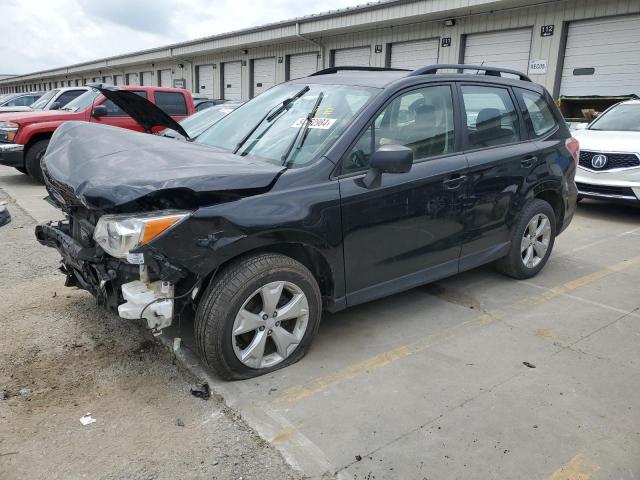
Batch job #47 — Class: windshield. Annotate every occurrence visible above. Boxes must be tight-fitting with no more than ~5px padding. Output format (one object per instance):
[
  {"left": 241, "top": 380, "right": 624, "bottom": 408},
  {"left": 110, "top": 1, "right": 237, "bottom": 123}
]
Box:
[
  {"left": 62, "top": 89, "right": 101, "bottom": 112},
  {"left": 196, "top": 83, "right": 377, "bottom": 168},
  {"left": 589, "top": 103, "right": 640, "bottom": 132},
  {"left": 29, "top": 89, "right": 59, "bottom": 110}
]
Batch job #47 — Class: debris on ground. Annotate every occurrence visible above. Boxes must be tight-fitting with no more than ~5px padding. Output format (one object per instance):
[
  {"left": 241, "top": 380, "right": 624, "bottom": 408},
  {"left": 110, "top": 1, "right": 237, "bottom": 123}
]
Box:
[
  {"left": 0, "top": 389, "right": 8, "bottom": 400},
  {"left": 80, "top": 413, "right": 97, "bottom": 426},
  {"left": 523, "top": 361, "right": 536, "bottom": 369},
  {"left": 173, "top": 337, "right": 181, "bottom": 352},
  {"left": 19, "top": 387, "right": 31, "bottom": 396},
  {"left": 190, "top": 383, "right": 211, "bottom": 400},
  {"left": 355, "top": 455, "right": 362, "bottom": 462},
  {"left": 176, "top": 419, "right": 185, "bottom": 427},
  {"left": 0, "top": 201, "right": 11, "bottom": 227}
]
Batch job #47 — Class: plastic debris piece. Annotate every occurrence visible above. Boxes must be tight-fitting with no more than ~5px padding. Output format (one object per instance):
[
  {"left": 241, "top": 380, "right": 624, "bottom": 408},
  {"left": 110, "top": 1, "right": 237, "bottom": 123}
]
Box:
[
  {"left": 173, "top": 337, "right": 181, "bottom": 353},
  {"left": 190, "top": 383, "right": 211, "bottom": 400},
  {"left": 523, "top": 361, "right": 536, "bottom": 369},
  {"left": 19, "top": 388, "right": 31, "bottom": 396},
  {"left": 176, "top": 418, "right": 185, "bottom": 427},
  {"left": 80, "top": 413, "right": 97, "bottom": 426}
]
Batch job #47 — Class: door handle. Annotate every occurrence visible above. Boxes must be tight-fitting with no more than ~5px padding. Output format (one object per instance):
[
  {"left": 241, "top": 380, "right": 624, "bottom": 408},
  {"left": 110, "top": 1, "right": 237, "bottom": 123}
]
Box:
[
  {"left": 521, "top": 156, "right": 538, "bottom": 168},
  {"left": 443, "top": 175, "right": 467, "bottom": 190}
]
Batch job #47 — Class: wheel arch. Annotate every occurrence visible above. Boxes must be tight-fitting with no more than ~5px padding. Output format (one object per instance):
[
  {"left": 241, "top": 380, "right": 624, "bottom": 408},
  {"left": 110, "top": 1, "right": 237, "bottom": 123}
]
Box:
[
  {"left": 533, "top": 187, "right": 564, "bottom": 232},
  {"left": 198, "top": 241, "right": 337, "bottom": 309}
]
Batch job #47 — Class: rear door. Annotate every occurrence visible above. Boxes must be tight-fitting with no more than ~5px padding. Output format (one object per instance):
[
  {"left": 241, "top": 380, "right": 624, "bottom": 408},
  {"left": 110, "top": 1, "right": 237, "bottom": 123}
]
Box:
[
  {"left": 153, "top": 91, "right": 190, "bottom": 122},
  {"left": 458, "top": 83, "right": 539, "bottom": 270},
  {"left": 339, "top": 83, "right": 467, "bottom": 305}
]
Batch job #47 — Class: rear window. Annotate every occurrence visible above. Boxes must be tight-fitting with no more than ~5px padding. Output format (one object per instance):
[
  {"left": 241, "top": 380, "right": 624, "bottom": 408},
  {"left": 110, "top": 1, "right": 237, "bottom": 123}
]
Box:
[
  {"left": 155, "top": 91, "right": 188, "bottom": 115},
  {"left": 516, "top": 88, "right": 557, "bottom": 137}
]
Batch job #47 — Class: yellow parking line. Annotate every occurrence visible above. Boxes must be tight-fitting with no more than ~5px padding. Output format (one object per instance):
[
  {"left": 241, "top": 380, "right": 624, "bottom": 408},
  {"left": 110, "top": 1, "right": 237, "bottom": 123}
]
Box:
[
  {"left": 274, "top": 255, "right": 640, "bottom": 404},
  {"left": 548, "top": 453, "right": 599, "bottom": 480}
]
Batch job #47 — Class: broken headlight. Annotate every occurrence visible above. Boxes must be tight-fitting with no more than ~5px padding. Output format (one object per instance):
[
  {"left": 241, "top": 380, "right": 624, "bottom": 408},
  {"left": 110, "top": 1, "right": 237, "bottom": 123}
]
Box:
[
  {"left": 0, "top": 122, "right": 19, "bottom": 142},
  {"left": 93, "top": 210, "right": 189, "bottom": 259}
]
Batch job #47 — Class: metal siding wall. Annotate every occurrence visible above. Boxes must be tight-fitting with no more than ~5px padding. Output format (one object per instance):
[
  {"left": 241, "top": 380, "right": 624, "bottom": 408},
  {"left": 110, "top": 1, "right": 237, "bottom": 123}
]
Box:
[{"left": 3, "top": 0, "right": 640, "bottom": 95}]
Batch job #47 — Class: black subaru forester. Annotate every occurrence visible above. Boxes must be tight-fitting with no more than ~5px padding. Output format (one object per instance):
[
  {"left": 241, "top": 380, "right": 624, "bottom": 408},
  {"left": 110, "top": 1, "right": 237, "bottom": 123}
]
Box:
[{"left": 36, "top": 64, "right": 579, "bottom": 380}]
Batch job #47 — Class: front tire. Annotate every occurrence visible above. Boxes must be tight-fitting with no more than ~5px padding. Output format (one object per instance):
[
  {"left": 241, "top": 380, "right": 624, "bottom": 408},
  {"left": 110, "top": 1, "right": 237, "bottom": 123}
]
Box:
[
  {"left": 495, "top": 199, "right": 556, "bottom": 279},
  {"left": 25, "top": 139, "right": 49, "bottom": 184},
  {"left": 195, "top": 253, "right": 322, "bottom": 380}
]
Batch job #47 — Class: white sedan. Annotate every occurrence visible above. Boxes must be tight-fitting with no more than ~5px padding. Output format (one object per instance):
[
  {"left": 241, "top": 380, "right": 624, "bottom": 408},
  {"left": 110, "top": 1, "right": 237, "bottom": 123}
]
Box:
[{"left": 572, "top": 99, "right": 640, "bottom": 205}]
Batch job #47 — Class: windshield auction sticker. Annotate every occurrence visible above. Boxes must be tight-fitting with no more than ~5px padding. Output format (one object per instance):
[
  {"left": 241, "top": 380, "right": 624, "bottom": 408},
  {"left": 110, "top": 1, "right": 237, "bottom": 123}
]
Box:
[{"left": 291, "top": 117, "right": 336, "bottom": 129}]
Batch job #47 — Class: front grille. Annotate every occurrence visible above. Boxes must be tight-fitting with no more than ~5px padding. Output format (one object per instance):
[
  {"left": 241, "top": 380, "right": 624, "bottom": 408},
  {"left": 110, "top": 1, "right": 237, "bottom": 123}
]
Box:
[
  {"left": 576, "top": 182, "right": 637, "bottom": 199},
  {"left": 579, "top": 150, "right": 640, "bottom": 171}
]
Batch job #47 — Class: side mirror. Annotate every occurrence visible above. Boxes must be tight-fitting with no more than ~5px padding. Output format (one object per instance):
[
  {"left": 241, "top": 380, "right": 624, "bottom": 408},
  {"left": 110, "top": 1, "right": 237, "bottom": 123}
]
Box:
[
  {"left": 91, "top": 105, "right": 108, "bottom": 118},
  {"left": 362, "top": 145, "right": 414, "bottom": 189},
  {"left": 50, "top": 101, "right": 62, "bottom": 110}
]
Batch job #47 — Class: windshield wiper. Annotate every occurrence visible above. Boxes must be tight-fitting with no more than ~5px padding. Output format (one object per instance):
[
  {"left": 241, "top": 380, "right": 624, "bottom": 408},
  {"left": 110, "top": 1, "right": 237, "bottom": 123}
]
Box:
[
  {"left": 281, "top": 92, "right": 324, "bottom": 166},
  {"left": 233, "top": 86, "right": 309, "bottom": 154}
]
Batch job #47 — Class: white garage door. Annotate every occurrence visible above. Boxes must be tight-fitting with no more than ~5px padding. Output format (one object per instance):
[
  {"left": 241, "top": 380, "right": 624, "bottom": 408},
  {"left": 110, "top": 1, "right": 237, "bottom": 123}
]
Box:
[
  {"left": 159, "top": 69, "right": 172, "bottom": 87},
  {"left": 333, "top": 46, "right": 371, "bottom": 67},
  {"left": 289, "top": 53, "right": 318, "bottom": 80},
  {"left": 390, "top": 38, "right": 440, "bottom": 70},
  {"left": 127, "top": 73, "right": 140, "bottom": 86},
  {"left": 560, "top": 15, "right": 640, "bottom": 96},
  {"left": 141, "top": 71, "right": 153, "bottom": 86},
  {"left": 114, "top": 75, "right": 123, "bottom": 86},
  {"left": 223, "top": 61, "right": 242, "bottom": 100},
  {"left": 464, "top": 29, "right": 532, "bottom": 75},
  {"left": 252, "top": 57, "right": 276, "bottom": 97},
  {"left": 197, "top": 65, "right": 215, "bottom": 96}
]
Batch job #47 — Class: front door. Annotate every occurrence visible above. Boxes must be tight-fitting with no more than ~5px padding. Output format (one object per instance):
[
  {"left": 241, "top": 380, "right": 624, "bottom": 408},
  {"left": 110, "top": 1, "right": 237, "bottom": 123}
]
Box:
[
  {"left": 457, "top": 83, "right": 539, "bottom": 270},
  {"left": 338, "top": 84, "right": 468, "bottom": 306}
]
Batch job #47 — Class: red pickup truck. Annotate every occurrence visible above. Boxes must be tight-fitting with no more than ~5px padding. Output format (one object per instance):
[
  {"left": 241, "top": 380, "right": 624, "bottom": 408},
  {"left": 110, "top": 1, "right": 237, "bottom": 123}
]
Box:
[{"left": 0, "top": 86, "right": 194, "bottom": 182}]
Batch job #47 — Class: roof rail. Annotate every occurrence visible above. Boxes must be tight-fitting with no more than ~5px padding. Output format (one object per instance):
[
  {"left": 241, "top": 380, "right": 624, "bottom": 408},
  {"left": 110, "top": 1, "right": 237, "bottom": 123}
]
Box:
[
  {"left": 310, "top": 66, "right": 410, "bottom": 76},
  {"left": 408, "top": 64, "right": 532, "bottom": 82}
]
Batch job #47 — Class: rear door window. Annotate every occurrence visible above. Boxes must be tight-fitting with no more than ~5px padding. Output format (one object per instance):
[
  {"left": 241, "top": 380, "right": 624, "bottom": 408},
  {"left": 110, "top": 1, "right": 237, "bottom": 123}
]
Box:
[
  {"left": 461, "top": 85, "right": 520, "bottom": 149},
  {"left": 515, "top": 88, "right": 557, "bottom": 137},
  {"left": 154, "top": 92, "right": 188, "bottom": 115},
  {"left": 103, "top": 91, "right": 148, "bottom": 116}
]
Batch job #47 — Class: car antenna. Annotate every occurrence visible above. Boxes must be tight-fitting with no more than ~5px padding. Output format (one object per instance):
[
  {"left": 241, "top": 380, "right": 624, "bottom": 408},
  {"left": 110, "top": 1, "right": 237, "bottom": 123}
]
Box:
[{"left": 475, "top": 61, "right": 485, "bottom": 75}]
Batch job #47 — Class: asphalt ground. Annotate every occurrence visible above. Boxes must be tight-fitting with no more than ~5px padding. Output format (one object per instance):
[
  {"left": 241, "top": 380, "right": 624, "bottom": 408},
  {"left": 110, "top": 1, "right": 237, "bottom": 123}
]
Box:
[{"left": 1, "top": 165, "right": 639, "bottom": 480}]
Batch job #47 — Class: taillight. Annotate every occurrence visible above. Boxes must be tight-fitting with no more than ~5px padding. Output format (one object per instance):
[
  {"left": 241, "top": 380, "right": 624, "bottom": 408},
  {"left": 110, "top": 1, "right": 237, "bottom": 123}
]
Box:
[{"left": 565, "top": 137, "right": 580, "bottom": 165}]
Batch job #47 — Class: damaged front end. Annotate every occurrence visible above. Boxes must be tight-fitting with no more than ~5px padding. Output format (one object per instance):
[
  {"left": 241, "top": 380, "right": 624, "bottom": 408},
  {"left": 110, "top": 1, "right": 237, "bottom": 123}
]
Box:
[{"left": 35, "top": 211, "right": 190, "bottom": 333}]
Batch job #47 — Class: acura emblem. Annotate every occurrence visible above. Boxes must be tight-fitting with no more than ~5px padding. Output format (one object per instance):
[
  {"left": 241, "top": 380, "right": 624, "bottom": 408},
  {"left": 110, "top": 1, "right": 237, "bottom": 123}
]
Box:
[{"left": 591, "top": 154, "right": 608, "bottom": 169}]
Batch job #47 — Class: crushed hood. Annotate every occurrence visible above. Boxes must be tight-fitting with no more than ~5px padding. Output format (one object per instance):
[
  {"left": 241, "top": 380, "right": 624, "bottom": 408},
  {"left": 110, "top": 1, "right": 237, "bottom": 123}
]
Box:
[
  {"left": 43, "top": 122, "right": 285, "bottom": 211},
  {"left": 95, "top": 85, "right": 190, "bottom": 139}
]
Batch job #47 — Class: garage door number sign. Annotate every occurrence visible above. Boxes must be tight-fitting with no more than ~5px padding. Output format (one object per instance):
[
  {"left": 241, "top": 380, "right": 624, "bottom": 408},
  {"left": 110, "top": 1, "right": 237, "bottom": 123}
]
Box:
[{"left": 528, "top": 59, "right": 547, "bottom": 75}]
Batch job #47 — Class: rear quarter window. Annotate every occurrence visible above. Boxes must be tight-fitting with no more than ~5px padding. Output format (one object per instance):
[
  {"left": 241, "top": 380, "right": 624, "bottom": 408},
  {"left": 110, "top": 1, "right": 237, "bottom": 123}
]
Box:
[
  {"left": 515, "top": 88, "right": 557, "bottom": 137},
  {"left": 155, "top": 91, "right": 188, "bottom": 115}
]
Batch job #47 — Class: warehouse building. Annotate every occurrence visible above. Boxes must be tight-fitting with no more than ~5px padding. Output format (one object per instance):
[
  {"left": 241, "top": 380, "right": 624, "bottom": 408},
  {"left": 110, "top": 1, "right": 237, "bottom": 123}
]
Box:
[{"left": 1, "top": 0, "right": 639, "bottom": 108}]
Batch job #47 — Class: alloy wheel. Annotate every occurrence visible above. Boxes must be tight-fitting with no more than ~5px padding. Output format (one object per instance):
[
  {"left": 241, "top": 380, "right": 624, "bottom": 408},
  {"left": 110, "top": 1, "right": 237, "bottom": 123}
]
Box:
[
  {"left": 232, "top": 281, "right": 309, "bottom": 369},
  {"left": 521, "top": 213, "right": 551, "bottom": 269}
]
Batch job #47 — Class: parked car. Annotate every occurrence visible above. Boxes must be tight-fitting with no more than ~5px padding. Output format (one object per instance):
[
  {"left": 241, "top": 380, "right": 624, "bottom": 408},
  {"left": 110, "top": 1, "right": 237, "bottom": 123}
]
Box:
[
  {"left": 4, "top": 87, "right": 91, "bottom": 113},
  {"left": 192, "top": 96, "right": 228, "bottom": 111},
  {"left": 572, "top": 99, "right": 640, "bottom": 205},
  {"left": 0, "top": 86, "right": 194, "bottom": 181},
  {"left": 0, "top": 92, "right": 44, "bottom": 111},
  {"left": 160, "top": 101, "right": 243, "bottom": 139},
  {"left": 36, "top": 64, "right": 578, "bottom": 380}
]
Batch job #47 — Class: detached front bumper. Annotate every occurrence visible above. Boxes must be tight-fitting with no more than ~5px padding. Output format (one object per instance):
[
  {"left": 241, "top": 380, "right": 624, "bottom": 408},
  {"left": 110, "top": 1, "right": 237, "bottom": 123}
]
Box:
[
  {"left": 0, "top": 143, "right": 24, "bottom": 168},
  {"left": 35, "top": 221, "right": 183, "bottom": 332},
  {"left": 575, "top": 167, "right": 640, "bottom": 204}
]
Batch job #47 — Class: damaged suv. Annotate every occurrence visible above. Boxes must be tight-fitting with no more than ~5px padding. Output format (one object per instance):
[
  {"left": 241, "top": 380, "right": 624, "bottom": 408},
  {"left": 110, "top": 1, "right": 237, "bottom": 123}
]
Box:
[{"left": 36, "top": 65, "right": 578, "bottom": 380}]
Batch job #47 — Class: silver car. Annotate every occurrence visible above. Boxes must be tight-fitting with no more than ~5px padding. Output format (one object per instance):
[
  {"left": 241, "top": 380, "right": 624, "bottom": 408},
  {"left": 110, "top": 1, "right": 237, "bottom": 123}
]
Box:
[{"left": 573, "top": 99, "right": 640, "bottom": 205}]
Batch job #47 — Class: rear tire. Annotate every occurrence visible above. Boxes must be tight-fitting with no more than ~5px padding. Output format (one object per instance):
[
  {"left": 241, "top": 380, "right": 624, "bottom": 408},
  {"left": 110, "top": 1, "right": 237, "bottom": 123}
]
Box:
[
  {"left": 25, "top": 139, "right": 49, "bottom": 184},
  {"left": 194, "top": 253, "right": 322, "bottom": 380},
  {"left": 495, "top": 199, "right": 556, "bottom": 279}
]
